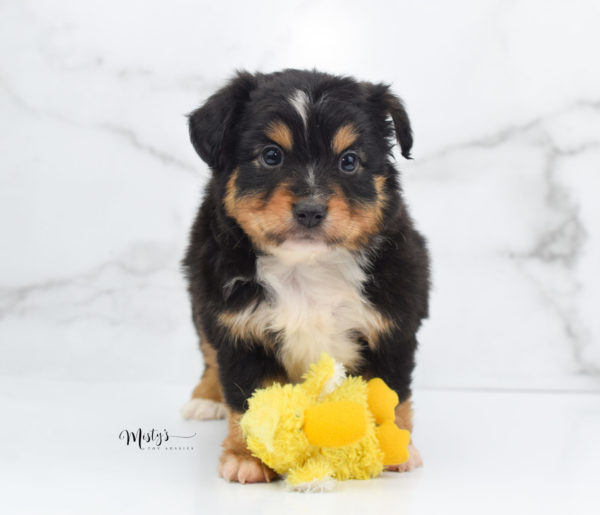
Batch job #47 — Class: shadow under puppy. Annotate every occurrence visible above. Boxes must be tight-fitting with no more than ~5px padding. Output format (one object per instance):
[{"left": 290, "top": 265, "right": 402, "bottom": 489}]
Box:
[{"left": 181, "top": 69, "right": 430, "bottom": 483}]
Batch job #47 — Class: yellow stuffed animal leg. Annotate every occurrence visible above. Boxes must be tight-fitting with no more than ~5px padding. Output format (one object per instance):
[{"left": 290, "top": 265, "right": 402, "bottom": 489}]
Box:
[
  {"left": 287, "top": 456, "right": 335, "bottom": 492},
  {"left": 367, "top": 378, "right": 399, "bottom": 424},
  {"left": 376, "top": 421, "right": 411, "bottom": 466}
]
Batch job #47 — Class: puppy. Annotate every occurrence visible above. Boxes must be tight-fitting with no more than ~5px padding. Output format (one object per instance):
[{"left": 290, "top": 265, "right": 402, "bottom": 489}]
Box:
[{"left": 181, "top": 69, "right": 430, "bottom": 483}]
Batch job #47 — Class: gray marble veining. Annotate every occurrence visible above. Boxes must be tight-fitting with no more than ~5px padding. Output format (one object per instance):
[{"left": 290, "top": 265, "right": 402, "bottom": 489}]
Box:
[{"left": 1, "top": 0, "right": 599, "bottom": 390}]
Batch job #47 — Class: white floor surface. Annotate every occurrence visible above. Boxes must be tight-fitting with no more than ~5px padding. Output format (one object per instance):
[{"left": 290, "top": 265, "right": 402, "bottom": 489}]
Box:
[{"left": 1, "top": 379, "right": 598, "bottom": 515}]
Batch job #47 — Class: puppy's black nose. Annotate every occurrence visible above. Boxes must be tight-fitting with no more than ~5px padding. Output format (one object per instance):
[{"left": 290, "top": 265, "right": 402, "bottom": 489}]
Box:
[{"left": 293, "top": 200, "right": 327, "bottom": 228}]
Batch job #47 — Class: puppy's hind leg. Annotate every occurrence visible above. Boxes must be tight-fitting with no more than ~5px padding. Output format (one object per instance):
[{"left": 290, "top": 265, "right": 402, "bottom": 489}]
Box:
[{"left": 181, "top": 339, "right": 227, "bottom": 420}]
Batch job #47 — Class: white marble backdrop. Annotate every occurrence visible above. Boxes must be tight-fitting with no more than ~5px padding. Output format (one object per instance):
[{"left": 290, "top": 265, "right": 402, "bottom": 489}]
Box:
[{"left": 1, "top": 0, "right": 599, "bottom": 392}]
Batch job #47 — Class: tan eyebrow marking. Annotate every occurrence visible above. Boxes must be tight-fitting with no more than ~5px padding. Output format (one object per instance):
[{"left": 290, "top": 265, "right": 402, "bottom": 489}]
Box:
[
  {"left": 266, "top": 120, "right": 293, "bottom": 151},
  {"left": 332, "top": 123, "right": 359, "bottom": 154}
]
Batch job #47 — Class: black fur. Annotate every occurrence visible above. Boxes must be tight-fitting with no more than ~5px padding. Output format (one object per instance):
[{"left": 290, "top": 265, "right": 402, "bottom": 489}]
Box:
[{"left": 183, "top": 69, "right": 430, "bottom": 412}]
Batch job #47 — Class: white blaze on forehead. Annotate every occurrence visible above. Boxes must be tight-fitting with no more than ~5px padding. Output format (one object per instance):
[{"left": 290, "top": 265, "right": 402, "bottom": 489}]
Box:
[
  {"left": 289, "top": 89, "right": 309, "bottom": 128},
  {"left": 306, "top": 164, "right": 316, "bottom": 188}
]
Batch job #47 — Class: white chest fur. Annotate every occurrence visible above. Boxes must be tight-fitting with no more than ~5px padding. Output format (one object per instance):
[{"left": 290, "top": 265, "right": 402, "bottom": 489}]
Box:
[{"left": 255, "top": 243, "right": 383, "bottom": 382}]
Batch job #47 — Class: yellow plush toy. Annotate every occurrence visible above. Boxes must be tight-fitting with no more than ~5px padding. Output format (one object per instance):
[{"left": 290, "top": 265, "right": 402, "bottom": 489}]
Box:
[{"left": 240, "top": 353, "right": 411, "bottom": 492}]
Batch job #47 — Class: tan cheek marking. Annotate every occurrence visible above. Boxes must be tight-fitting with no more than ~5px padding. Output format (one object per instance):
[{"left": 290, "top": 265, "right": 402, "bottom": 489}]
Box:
[
  {"left": 332, "top": 123, "right": 359, "bottom": 154},
  {"left": 266, "top": 121, "right": 293, "bottom": 151},
  {"left": 373, "top": 175, "right": 386, "bottom": 196},
  {"left": 224, "top": 169, "right": 242, "bottom": 219},
  {"left": 325, "top": 176, "right": 387, "bottom": 249},
  {"left": 225, "top": 170, "right": 296, "bottom": 247}
]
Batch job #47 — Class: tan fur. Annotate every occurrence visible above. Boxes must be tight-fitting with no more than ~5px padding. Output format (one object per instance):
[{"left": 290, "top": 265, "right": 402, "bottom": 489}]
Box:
[
  {"left": 191, "top": 340, "right": 223, "bottom": 403},
  {"left": 394, "top": 397, "right": 414, "bottom": 432},
  {"left": 266, "top": 120, "right": 293, "bottom": 151},
  {"left": 221, "top": 375, "right": 286, "bottom": 453},
  {"left": 219, "top": 412, "right": 278, "bottom": 483},
  {"left": 332, "top": 123, "right": 359, "bottom": 154},
  {"left": 384, "top": 398, "right": 423, "bottom": 472},
  {"left": 221, "top": 411, "right": 248, "bottom": 457},
  {"left": 225, "top": 170, "right": 387, "bottom": 252},
  {"left": 324, "top": 176, "right": 387, "bottom": 250},
  {"left": 363, "top": 314, "right": 395, "bottom": 350},
  {"left": 218, "top": 304, "right": 273, "bottom": 344},
  {"left": 225, "top": 170, "right": 295, "bottom": 248}
]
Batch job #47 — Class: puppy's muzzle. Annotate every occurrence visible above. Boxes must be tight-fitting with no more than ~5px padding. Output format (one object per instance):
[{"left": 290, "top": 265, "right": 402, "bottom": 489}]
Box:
[{"left": 292, "top": 200, "right": 327, "bottom": 229}]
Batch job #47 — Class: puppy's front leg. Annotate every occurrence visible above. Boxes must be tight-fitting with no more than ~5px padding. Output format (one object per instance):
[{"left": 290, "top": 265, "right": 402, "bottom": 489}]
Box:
[
  {"left": 219, "top": 410, "right": 278, "bottom": 483},
  {"left": 216, "top": 343, "right": 286, "bottom": 483}
]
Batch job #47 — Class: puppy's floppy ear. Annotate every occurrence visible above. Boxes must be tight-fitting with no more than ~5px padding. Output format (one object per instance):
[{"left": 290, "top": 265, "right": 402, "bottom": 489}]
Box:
[
  {"left": 363, "top": 83, "right": 413, "bottom": 159},
  {"left": 188, "top": 71, "right": 257, "bottom": 170}
]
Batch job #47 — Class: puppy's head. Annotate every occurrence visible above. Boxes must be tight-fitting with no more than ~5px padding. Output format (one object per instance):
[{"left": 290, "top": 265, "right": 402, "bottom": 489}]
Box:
[{"left": 188, "top": 69, "right": 412, "bottom": 252}]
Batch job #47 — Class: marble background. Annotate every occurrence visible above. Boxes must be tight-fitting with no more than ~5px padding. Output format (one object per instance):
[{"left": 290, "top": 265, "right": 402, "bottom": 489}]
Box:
[{"left": 1, "top": 0, "right": 599, "bottom": 392}]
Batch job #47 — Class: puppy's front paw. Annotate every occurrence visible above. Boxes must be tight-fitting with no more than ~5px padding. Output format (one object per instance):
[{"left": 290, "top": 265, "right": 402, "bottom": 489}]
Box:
[
  {"left": 384, "top": 443, "right": 423, "bottom": 472},
  {"left": 180, "top": 398, "right": 227, "bottom": 420},
  {"left": 218, "top": 450, "right": 277, "bottom": 484}
]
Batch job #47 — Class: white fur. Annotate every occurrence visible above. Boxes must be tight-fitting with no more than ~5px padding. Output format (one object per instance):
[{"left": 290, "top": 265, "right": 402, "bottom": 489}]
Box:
[
  {"left": 254, "top": 243, "right": 385, "bottom": 382},
  {"left": 180, "top": 398, "right": 227, "bottom": 420},
  {"left": 306, "top": 164, "right": 316, "bottom": 189},
  {"left": 321, "top": 361, "right": 346, "bottom": 399},
  {"left": 289, "top": 89, "right": 309, "bottom": 129}
]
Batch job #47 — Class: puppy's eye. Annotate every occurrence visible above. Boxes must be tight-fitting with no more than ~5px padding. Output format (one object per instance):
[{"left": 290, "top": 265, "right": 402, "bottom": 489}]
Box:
[
  {"left": 338, "top": 151, "right": 359, "bottom": 173},
  {"left": 261, "top": 145, "right": 284, "bottom": 167}
]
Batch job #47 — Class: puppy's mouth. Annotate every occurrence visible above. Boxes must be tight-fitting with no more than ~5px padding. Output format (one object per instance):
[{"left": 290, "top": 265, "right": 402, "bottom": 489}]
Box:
[
  {"left": 264, "top": 226, "right": 327, "bottom": 246},
  {"left": 264, "top": 233, "right": 332, "bottom": 262},
  {"left": 288, "top": 227, "right": 324, "bottom": 242}
]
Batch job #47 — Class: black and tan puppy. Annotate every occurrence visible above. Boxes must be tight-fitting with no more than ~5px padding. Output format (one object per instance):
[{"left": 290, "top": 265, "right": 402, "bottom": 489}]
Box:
[{"left": 181, "top": 69, "right": 430, "bottom": 483}]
